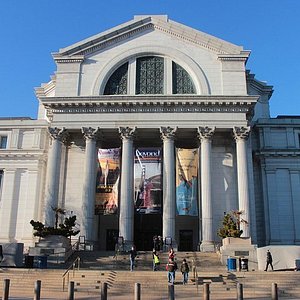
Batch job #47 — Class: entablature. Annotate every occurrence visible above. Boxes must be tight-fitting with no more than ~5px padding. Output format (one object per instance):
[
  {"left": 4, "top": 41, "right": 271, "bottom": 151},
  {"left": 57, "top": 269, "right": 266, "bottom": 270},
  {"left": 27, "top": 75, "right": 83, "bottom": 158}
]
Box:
[
  {"left": 254, "top": 149, "right": 300, "bottom": 158},
  {"left": 41, "top": 95, "right": 258, "bottom": 116}
]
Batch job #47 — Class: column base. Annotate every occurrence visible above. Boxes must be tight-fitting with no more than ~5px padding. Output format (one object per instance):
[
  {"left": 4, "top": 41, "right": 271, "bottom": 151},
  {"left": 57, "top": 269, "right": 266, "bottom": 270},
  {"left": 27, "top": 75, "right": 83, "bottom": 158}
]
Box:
[
  {"left": 200, "top": 241, "right": 215, "bottom": 252},
  {"left": 123, "top": 240, "right": 134, "bottom": 252},
  {"left": 163, "top": 240, "right": 178, "bottom": 252}
]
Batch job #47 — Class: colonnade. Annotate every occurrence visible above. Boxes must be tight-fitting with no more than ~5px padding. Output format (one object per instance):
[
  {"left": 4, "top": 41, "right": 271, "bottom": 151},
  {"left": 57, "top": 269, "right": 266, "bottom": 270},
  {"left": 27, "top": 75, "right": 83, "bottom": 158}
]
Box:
[{"left": 44, "top": 125, "right": 251, "bottom": 251}]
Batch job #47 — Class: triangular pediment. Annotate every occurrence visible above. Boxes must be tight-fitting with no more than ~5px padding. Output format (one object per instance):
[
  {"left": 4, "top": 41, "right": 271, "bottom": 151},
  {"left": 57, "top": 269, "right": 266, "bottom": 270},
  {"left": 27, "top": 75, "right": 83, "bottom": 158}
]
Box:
[{"left": 54, "top": 15, "right": 246, "bottom": 58}]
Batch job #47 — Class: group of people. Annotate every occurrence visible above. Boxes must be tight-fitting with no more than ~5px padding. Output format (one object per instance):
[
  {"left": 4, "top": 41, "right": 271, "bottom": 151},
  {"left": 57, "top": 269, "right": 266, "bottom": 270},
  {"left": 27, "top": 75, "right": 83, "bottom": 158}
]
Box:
[
  {"left": 130, "top": 246, "right": 190, "bottom": 285},
  {"left": 153, "top": 235, "right": 163, "bottom": 252},
  {"left": 130, "top": 244, "right": 274, "bottom": 283},
  {"left": 166, "top": 248, "right": 190, "bottom": 285}
]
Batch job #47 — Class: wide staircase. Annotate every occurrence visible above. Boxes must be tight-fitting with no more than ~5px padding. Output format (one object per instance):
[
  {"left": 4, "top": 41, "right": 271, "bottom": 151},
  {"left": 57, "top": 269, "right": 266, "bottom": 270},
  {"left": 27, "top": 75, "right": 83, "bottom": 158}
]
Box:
[{"left": 1, "top": 251, "right": 300, "bottom": 299}]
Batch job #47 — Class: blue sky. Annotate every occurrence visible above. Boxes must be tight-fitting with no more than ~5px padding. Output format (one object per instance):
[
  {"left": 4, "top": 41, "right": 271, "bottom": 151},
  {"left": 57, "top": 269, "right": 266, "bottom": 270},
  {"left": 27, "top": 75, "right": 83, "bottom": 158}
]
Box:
[{"left": 1, "top": 0, "right": 299, "bottom": 119}]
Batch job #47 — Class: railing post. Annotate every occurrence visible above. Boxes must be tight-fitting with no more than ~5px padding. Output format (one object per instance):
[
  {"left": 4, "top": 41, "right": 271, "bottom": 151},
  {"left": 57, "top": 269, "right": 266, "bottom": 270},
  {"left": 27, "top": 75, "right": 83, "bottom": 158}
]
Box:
[
  {"left": 168, "top": 284, "right": 175, "bottom": 300},
  {"left": 34, "top": 280, "right": 41, "bottom": 300},
  {"left": 237, "top": 282, "right": 243, "bottom": 300},
  {"left": 101, "top": 282, "right": 108, "bottom": 300},
  {"left": 272, "top": 283, "right": 278, "bottom": 300},
  {"left": 68, "top": 281, "right": 75, "bottom": 300},
  {"left": 2, "top": 279, "right": 10, "bottom": 300},
  {"left": 135, "top": 282, "right": 141, "bottom": 300},
  {"left": 203, "top": 283, "right": 210, "bottom": 300}
]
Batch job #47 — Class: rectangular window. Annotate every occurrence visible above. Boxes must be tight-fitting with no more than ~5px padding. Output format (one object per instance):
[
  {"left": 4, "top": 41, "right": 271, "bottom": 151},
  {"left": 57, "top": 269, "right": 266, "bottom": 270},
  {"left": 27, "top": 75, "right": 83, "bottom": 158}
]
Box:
[{"left": 0, "top": 136, "right": 7, "bottom": 149}]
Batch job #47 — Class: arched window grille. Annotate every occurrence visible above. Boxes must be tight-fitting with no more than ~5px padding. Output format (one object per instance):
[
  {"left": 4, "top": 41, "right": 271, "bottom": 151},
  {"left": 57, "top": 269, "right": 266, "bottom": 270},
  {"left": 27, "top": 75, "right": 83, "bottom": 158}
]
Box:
[
  {"left": 103, "top": 56, "right": 196, "bottom": 95},
  {"left": 104, "top": 62, "right": 128, "bottom": 95},
  {"left": 136, "top": 56, "right": 164, "bottom": 94},
  {"left": 172, "top": 62, "right": 195, "bottom": 94}
]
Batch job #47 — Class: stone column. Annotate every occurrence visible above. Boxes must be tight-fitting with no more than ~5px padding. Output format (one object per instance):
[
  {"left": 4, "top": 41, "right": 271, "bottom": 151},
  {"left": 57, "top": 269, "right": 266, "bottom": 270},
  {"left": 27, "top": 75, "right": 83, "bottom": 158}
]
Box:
[
  {"left": 119, "top": 126, "right": 136, "bottom": 247},
  {"left": 44, "top": 127, "right": 68, "bottom": 227},
  {"left": 160, "top": 126, "right": 177, "bottom": 247},
  {"left": 233, "top": 126, "right": 251, "bottom": 237},
  {"left": 198, "top": 126, "right": 215, "bottom": 252},
  {"left": 0, "top": 169, "right": 16, "bottom": 240},
  {"left": 290, "top": 170, "right": 300, "bottom": 243},
  {"left": 81, "top": 127, "right": 99, "bottom": 241}
]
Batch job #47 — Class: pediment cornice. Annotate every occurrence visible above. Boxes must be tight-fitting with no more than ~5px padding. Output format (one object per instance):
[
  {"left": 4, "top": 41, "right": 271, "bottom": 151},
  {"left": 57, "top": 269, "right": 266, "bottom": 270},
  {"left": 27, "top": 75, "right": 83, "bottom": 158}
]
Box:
[
  {"left": 54, "top": 16, "right": 245, "bottom": 59},
  {"left": 246, "top": 70, "right": 273, "bottom": 99}
]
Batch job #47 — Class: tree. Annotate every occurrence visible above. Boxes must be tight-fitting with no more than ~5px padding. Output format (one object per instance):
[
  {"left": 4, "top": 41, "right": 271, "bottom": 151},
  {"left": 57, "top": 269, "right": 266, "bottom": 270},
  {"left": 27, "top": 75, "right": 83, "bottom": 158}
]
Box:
[
  {"left": 30, "top": 215, "right": 79, "bottom": 238},
  {"left": 217, "top": 210, "right": 247, "bottom": 238}
]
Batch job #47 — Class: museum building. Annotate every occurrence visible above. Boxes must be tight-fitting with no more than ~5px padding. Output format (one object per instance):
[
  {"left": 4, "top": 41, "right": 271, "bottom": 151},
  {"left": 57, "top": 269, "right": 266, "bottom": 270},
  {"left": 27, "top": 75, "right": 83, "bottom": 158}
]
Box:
[{"left": 0, "top": 15, "right": 299, "bottom": 252}]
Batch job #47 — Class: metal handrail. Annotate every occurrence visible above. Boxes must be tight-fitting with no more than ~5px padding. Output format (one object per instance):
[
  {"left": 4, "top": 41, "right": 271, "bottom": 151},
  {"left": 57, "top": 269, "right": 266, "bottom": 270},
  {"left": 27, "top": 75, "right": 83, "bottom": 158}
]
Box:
[{"left": 62, "top": 256, "right": 81, "bottom": 291}]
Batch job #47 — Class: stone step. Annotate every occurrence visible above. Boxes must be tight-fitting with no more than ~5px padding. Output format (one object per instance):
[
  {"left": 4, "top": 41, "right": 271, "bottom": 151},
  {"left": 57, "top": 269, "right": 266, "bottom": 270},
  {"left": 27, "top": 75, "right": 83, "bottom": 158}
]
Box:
[{"left": 2, "top": 251, "right": 300, "bottom": 299}]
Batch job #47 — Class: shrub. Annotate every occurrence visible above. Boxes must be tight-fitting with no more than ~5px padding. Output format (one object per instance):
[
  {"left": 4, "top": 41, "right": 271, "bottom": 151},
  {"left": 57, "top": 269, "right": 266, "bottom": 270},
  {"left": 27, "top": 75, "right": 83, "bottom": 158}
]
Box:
[{"left": 30, "top": 215, "right": 80, "bottom": 238}]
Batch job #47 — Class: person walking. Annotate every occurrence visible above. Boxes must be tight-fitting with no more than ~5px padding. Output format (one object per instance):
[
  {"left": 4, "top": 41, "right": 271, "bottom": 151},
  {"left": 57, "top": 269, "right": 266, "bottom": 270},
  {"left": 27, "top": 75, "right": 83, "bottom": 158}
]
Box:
[
  {"left": 166, "top": 258, "right": 176, "bottom": 284},
  {"left": 264, "top": 250, "right": 274, "bottom": 271},
  {"left": 180, "top": 258, "right": 190, "bottom": 284},
  {"left": 129, "top": 245, "right": 137, "bottom": 271}
]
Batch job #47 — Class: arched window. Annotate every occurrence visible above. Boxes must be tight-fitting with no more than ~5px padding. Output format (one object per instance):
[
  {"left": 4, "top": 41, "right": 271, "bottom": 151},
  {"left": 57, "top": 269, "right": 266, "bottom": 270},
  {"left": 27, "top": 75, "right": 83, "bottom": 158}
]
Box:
[
  {"left": 136, "top": 56, "right": 164, "bottom": 94},
  {"left": 172, "top": 62, "right": 195, "bottom": 94},
  {"left": 104, "top": 62, "right": 128, "bottom": 95},
  {"left": 103, "top": 56, "right": 196, "bottom": 95}
]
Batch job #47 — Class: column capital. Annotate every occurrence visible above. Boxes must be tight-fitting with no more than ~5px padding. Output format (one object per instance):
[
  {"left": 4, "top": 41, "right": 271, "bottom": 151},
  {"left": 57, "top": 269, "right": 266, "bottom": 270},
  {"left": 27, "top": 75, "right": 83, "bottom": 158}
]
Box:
[
  {"left": 233, "top": 126, "right": 251, "bottom": 141},
  {"left": 48, "top": 127, "right": 69, "bottom": 143},
  {"left": 198, "top": 126, "right": 215, "bottom": 141},
  {"left": 119, "top": 126, "right": 136, "bottom": 140},
  {"left": 160, "top": 126, "right": 177, "bottom": 141},
  {"left": 82, "top": 127, "right": 100, "bottom": 141}
]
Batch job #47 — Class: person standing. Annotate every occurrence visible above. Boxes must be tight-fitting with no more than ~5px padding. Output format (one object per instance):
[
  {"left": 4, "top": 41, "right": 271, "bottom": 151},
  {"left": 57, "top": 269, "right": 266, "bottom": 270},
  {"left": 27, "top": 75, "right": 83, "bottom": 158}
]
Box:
[
  {"left": 158, "top": 236, "right": 163, "bottom": 252},
  {"left": 152, "top": 249, "right": 160, "bottom": 271},
  {"left": 180, "top": 258, "right": 190, "bottom": 284},
  {"left": 168, "top": 248, "right": 175, "bottom": 260},
  {"left": 264, "top": 250, "right": 274, "bottom": 271},
  {"left": 153, "top": 235, "right": 158, "bottom": 251},
  {"left": 129, "top": 245, "right": 137, "bottom": 271},
  {"left": 0, "top": 245, "right": 3, "bottom": 263}
]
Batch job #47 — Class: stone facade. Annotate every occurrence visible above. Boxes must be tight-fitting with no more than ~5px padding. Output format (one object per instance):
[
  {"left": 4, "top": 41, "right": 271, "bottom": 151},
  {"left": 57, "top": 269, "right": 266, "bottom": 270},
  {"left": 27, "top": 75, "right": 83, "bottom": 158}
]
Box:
[{"left": 0, "top": 15, "right": 299, "bottom": 252}]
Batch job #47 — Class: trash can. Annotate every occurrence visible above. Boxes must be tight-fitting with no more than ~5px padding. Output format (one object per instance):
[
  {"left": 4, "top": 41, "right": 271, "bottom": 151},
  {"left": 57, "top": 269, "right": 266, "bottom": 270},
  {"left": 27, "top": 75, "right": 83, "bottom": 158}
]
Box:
[
  {"left": 24, "top": 255, "right": 34, "bottom": 268},
  {"left": 227, "top": 257, "right": 237, "bottom": 271},
  {"left": 240, "top": 258, "right": 249, "bottom": 271},
  {"left": 37, "top": 256, "right": 47, "bottom": 269}
]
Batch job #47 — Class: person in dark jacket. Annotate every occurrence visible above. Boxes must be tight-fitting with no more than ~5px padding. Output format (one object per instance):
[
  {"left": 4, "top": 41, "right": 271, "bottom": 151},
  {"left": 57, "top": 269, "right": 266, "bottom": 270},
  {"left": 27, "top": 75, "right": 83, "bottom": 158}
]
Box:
[
  {"left": 180, "top": 258, "right": 190, "bottom": 284},
  {"left": 129, "top": 245, "right": 137, "bottom": 271},
  {"left": 0, "top": 245, "right": 3, "bottom": 263},
  {"left": 264, "top": 250, "right": 274, "bottom": 271},
  {"left": 166, "top": 258, "right": 177, "bottom": 284}
]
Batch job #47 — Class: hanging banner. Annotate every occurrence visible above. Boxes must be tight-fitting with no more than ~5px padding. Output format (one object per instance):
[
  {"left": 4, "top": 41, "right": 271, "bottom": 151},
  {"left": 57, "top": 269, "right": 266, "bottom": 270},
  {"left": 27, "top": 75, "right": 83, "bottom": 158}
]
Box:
[
  {"left": 134, "top": 148, "right": 162, "bottom": 214},
  {"left": 176, "top": 148, "right": 199, "bottom": 216},
  {"left": 95, "top": 148, "right": 120, "bottom": 215}
]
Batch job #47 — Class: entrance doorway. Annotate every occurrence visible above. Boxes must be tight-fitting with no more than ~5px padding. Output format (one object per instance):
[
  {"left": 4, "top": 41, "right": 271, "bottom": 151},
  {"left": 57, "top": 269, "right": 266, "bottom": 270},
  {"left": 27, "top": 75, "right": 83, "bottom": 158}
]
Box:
[
  {"left": 106, "top": 229, "right": 119, "bottom": 251},
  {"left": 134, "top": 214, "right": 162, "bottom": 250},
  {"left": 179, "top": 230, "right": 193, "bottom": 251}
]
